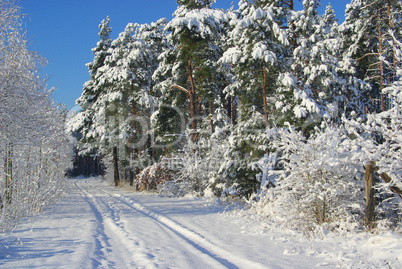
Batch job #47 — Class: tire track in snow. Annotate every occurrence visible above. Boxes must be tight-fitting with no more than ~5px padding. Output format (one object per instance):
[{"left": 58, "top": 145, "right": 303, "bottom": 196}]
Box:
[
  {"left": 82, "top": 180, "right": 268, "bottom": 269},
  {"left": 74, "top": 180, "right": 115, "bottom": 268},
  {"left": 80, "top": 180, "right": 225, "bottom": 268},
  {"left": 117, "top": 194, "right": 269, "bottom": 269},
  {"left": 74, "top": 180, "right": 159, "bottom": 268}
]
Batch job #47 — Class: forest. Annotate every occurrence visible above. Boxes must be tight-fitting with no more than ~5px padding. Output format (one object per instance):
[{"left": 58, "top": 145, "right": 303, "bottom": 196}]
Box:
[
  {"left": 69, "top": 0, "right": 402, "bottom": 234},
  {"left": 60, "top": 0, "right": 402, "bottom": 234}
]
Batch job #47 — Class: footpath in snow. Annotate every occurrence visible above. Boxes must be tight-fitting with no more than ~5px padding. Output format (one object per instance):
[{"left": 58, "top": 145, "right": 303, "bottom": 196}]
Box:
[{"left": 0, "top": 177, "right": 401, "bottom": 268}]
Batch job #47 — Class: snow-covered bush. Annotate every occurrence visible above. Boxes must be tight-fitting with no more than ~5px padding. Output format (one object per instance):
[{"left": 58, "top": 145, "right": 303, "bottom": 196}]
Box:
[
  {"left": 250, "top": 122, "right": 366, "bottom": 234},
  {"left": 134, "top": 157, "right": 180, "bottom": 191},
  {"left": 156, "top": 125, "right": 230, "bottom": 197},
  {"left": 0, "top": 119, "right": 72, "bottom": 232}
]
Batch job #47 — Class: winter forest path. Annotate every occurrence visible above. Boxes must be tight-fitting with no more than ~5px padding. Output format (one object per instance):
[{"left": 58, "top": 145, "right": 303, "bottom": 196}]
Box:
[{"left": 1, "top": 177, "right": 400, "bottom": 268}]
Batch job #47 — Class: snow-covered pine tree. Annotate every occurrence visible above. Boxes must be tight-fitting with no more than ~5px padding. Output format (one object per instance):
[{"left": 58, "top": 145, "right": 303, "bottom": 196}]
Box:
[
  {"left": 221, "top": 0, "right": 289, "bottom": 125},
  {"left": 150, "top": 0, "right": 233, "bottom": 194},
  {"left": 217, "top": 0, "right": 290, "bottom": 197},
  {"left": 153, "top": 0, "right": 227, "bottom": 144},
  {"left": 74, "top": 16, "right": 112, "bottom": 153},
  {"left": 125, "top": 20, "right": 168, "bottom": 185},
  {"left": 216, "top": 4, "right": 240, "bottom": 126},
  {"left": 378, "top": 26, "right": 402, "bottom": 196},
  {"left": 293, "top": 2, "right": 368, "bottom": 125},
  {"left": 89, "top": 21, "right": 165, "bottom": 185},
  {"left": 286, "top": 0, "right": 328, "bottom": 131},
  {"left": 341, "top": 0, "right": 402, "bottom": 113}
]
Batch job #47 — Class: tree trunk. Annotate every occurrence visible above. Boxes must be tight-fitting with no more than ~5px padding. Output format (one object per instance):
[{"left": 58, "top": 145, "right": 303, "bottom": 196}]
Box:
[
  {"left": 129, "top": 169, "right": 134, "bottom": 187},
  {"left": 132, "top": 99, "right": 137, "bottom": 131},
  {"left": 231, "top": 96, "right": 236, "bottom": 125},
  {"left": 209, "top": 100, "right": 214, "bottom": 134},
  {"left": 100, "top": 154, "right": 105, "bottom": 180},
  {"left": 364, "top": 161, "right": 376, "bottom": 230},
  {"left": 3, "top": 145, "right": 13, "bottom": 205},
  {"left": 131, "top": 99, "right": 139, "bottom": 184},
  {"left": 387, "top": 0, "right": 396, "bottom": 85},
  {"left": 289, "top": 0, "right": 297, "bottom": 51},
  {"left": 113, "top": 146, "right": 120, "bottom": 187},
  {"left": 378, "top": 13, "right": 386, "bottom": 112},
  {"left": 188, "top": 59, "right": 197, "bottom": 142},
  {"left": 262, "top": 61, "right": 269, "bottom": 125}
]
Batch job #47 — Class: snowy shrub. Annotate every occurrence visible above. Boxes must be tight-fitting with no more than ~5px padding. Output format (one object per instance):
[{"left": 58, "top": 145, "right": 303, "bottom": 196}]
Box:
[
  {"left": 250, "top": 122, "right": 366, "bottom": 234},
  {"left": 162, "top": 125, "right": 231, "bottom": 197},
  {"left": 0, "top": 136, "right": 72, "bottom": 232},
  {"left": 134, "top": 157, "right": 180, "bottom": 191}
]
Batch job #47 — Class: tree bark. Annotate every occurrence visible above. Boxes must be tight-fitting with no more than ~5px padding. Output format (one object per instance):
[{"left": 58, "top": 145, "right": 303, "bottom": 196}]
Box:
[
  {"left": 3, "top": 145, "right": 13, "bottom": 205},
  {"left": 377, "top": 14, "right": 386, "bottom": 112},
  {"left": 209, "top": 100, "right": 214, "bottom": 134},
  {"left": 188, "top": 59, "right": 198, "bottom": 142},
  {"left": 113, "top": 146, "right": 120, "bottom": 187},
  {"left": 289, "top": 0, "right": 297, "bottom": 50},
  {"left": 262, "top": 62, "right": 269, "bottom": 125},
  {"left": 364, "top": 161, "right": 376, "bottom": 230},
  {"left": 387, "top": 0, "right": 396, "bottom": 84},
  {"left": 131, "top": 99, "right": 139, "bottom": 183}
]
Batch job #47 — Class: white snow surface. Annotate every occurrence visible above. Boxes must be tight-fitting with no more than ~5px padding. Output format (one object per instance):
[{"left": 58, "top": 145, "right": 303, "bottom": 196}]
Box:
[{"left": 0, "top": 177, "right": 401, "bottom": 268}]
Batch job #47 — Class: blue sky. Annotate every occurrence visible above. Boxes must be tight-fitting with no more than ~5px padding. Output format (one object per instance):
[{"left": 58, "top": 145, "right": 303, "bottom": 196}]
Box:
[{"left": 20, "top": 0, "right": 349, "bottom": 110}]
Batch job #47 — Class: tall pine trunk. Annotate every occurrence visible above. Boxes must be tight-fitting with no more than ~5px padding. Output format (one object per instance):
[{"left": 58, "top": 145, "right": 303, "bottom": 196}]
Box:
[
  {"left": 262, "top": 61, "right": 269, "bottom": 124},
  {"left": 131, "top": 99, "right": 139, "bottom": 186},
  {"left": 113, "top": 146, "right": 120, "bottom": 187},
  {"left": 377, "top": 13, "right": 386, "bottom": 112},
  {"left": 188, "top": 59, "right": 197, "bottom": 142},
  {"left": 209, "top": 100, "right": 214, "bottom": 134}
]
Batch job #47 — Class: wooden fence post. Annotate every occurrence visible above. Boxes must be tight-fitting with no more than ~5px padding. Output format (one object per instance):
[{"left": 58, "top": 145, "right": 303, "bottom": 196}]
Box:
[{"left": 364, "top": 161, "right": 376, "bottom": 230}]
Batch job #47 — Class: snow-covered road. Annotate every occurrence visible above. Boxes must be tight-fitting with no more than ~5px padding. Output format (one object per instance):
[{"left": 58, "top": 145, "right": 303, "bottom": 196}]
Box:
[{"left": 1, "top": 177, "right": 401, "bottom": 268}]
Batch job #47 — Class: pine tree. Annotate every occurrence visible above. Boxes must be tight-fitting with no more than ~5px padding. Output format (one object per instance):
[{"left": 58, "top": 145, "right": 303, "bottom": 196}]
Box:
[
  {"left": 90, "top": 21, "right": 167, "bottom": 185},
  {"left": 73, "top": 18, "right": 167, "bottom": 186},
  {"left": 221, "top": 0, "right": 289, "bottom": 125},
  {"left": 74, "top": 17, "right": 112, "bottom": 156},
  {"left": 342, "top": 0, "right": 402, "bottom": 112},
  {"left": 285, "top": 0, "right": 324, "bottom": 130},
  {"left": 217, "top": 0, "right": 291, "bottom": 197},
  {"left": 153, "top": 0, "right": 227, "bottom": 143}
]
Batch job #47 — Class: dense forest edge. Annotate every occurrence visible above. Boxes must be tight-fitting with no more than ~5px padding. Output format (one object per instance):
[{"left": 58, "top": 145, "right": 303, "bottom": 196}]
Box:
[
  {"left": 69, "top": 0, "right": 402, "bottom": 235},
  {"left": 1, "top": 0, "right": 401, "bottom": 235}
]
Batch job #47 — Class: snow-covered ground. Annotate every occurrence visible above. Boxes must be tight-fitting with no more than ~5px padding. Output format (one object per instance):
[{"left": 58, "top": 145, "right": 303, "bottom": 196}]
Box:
[{"left": 0, "top": 177, "right": 401, "bottom": 268}]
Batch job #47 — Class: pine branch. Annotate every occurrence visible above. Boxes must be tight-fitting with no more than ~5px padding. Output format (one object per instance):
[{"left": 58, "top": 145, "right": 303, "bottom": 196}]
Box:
[{"left": 355, "top": 52, "right": 380, "bottom": 62}]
